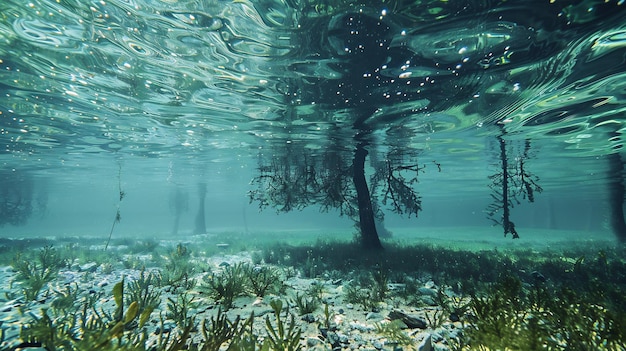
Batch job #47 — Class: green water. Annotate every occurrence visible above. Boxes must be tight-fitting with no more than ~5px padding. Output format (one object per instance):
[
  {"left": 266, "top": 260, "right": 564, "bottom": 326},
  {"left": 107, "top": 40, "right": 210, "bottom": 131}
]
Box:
[
  {"left": 2, "top": 0, "right": 626, "bottom": 346},
  {"left": 1, "top": 1, "right": 626, "bottom": 246}
]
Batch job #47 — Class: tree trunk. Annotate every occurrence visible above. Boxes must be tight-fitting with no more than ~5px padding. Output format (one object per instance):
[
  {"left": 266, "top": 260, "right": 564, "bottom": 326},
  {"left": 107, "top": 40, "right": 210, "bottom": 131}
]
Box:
[
  {"left": 497, "top": 134, "right": 519, "bottom": 239},
  {"left": 607, "top": 153, "right": 626, "bottom": 243},
  {"left": 194, "top": 182, "right": 207, "bottom": 235},
  {"left": 352, "top": 140, "right": 383, "bottom": 250}
]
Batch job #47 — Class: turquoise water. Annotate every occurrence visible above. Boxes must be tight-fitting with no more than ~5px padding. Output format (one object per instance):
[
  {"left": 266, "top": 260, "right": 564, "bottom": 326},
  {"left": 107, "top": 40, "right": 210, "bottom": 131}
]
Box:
[{"left": 1, "top": 0, "right": 626, "bottom": 243}]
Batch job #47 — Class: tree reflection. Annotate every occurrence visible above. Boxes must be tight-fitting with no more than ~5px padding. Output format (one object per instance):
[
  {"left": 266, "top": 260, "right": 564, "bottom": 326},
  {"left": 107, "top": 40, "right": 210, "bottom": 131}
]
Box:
[
  {"left": 249, "top": 136, "right": 424, "bottom": 249},
  {"left": 486, "top": 128, "right": 542, "bottom": 238}
]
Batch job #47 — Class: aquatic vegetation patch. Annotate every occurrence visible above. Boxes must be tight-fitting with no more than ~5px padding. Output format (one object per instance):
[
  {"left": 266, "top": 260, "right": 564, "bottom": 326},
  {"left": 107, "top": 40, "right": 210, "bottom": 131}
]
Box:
[
  {"left": 165, "top": 292, "right": 197, "bottom": 332},
  {"left": 450, "top": 274, "right": 626, "bottom": 351},
  {"left": 243, "top": 264, "right": 283, "bottom": 297},
  {"left": 200, "top": 261, "right": 288, "bottom": 309},
  {"left": 158, "top": 243, "right": 197, "bottom": 290},
  {"left": 201, "top": 262, "right": 249, "bottom": 310},
  {"left": 374, "top": 319, "right": 414, "bottom": 348},
  {"left": 305, "top": 281, "right": 325, "bottom": 301},
  {"left": 343, "top": 281, "right": 379, "bottom": 311},
  {"left": 371, "top": 266, "right": 390, "bottom": 302},
  {"left": 20, "top": 280, "right": 148, "bottom": 351},
  {"left": 342, "top": 267, "right": 393, "bottom": 311},
  {"left": 263, "top": 299, "right": 303, "bottom": 351},
  {"left": 125, "top": 267, "right": 162, "bottom": 317},
  {"left": 290, "top": 291, "right": 320, "bottom": 315},
  {"left": 11, "top": 245, "right": 68, "bottom": 300},
  {"left": 50, "top": 283, "right": 80, "bottom": 314},
  {"left": 2, "top": 239, "right": 624, "bottom": 351}
]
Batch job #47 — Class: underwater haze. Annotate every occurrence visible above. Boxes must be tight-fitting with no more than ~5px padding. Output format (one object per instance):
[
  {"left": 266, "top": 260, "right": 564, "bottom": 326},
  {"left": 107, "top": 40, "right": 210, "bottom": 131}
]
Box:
[
  {"left": 4, "top": 1, "right": 626, "bottom": 351},
  {"left": 1, "top": 0, "right": 626, "bottom": 245}
]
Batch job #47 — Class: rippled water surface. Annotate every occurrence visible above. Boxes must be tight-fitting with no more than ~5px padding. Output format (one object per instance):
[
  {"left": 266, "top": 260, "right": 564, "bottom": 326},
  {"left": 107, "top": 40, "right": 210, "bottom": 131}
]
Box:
[{"left": 2, "top": 0, "right": 626, "bottom": 237}]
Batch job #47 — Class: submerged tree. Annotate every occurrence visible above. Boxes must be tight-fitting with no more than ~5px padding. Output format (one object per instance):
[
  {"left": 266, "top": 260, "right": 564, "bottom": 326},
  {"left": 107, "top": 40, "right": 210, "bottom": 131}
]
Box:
[
  {"left": 486, "top": 128, "right": 542, "bottom": 238},
  {"left": 251, "top": 10, "right": 437, "bottom": 249},
  {"left": 250, "top": 140, "right": 424, "bottom": 249}
]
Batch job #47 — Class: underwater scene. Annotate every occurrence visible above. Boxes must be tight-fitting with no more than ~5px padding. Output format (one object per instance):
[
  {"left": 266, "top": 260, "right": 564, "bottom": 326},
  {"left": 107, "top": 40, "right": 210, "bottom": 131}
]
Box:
[{"left": 1, "top": 0, "right": 626, "bottom": 350}]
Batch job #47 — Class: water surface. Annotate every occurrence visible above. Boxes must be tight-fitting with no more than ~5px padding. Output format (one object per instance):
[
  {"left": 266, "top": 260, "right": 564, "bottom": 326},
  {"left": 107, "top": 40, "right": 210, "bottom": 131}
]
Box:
[{"left": 1, "top": 0, "right": 626, "bottom": 241}]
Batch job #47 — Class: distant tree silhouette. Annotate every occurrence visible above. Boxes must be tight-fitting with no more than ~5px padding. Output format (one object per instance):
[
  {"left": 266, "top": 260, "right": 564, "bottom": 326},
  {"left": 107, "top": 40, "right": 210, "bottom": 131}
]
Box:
[
  {"left": 0, "top": 170, "right": 34, "bottom": 226},
  {"left": 194, "top": 182, "right": 207, "bottom": 235},
  {"left": 169, "top": 187, "right": 189, "bottom": 236},
  {"left": 607, "top": 152, "right": 626, "bottom": 243}
]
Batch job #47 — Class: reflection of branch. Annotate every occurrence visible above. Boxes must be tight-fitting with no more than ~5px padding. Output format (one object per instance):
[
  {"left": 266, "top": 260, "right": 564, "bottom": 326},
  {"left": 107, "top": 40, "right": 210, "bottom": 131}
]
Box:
[
  {"left": 318, "top": 151, "right": 355, "bottom": 217},
  {"left": 486, "top": 135, "right": 541, "bottom": 239},
  {"left": 380, "top": 160, "right": 422, "bottom": 217},
  {"left": 250, "top": 154, "right": 320, "bottom": 213},
  {"left": 250, "top": 146, "right": 425, "bottom": 225},
  {"left": 516, "top": 140, "right": 542, "bottom": 202}
]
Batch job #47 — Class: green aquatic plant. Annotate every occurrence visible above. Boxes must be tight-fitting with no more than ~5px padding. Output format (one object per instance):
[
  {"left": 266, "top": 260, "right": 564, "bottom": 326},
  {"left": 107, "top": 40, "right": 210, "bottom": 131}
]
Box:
[
  {"left": 374, "top": 319, "right": 414, "bottom": 347},
  {"left": 464, "top": 274, "right": 528, "bottom": 349},
  {"left": 159, "top": 243, "right": 196, "bottom": 289},
  {"left": 243, "top": 264, "right": 282, "bottom": 297},
  {"left": 225, "top": 318, "right": 259, "bottom": 351},
  {"left": 148, "top": 293, "right": 198, "bottom": 351},
  {"left": 306, "top": 282, "right": 325, "bottom": 300},
  {"left": 431, "top": 285, "right": 470, "bottom": 324},
  {"left": 20, "top": 285, "right": 145, "bottom": 351},
  {"left": 260, "top": 245, "right": 280, "bottom": 265},
  {"left": 282, "top": 266, "right": 298, "bottom": 280},
  {"left": 545, "top": 286, "right": 625, "bottom": 351},
  {"left": 153, "top": 311, "right": 194, "bottom": 351},
  {"left": 262, "top": 299, "right": 302, "bottom": 351},
  {"left": 343, "top": 282, "right": 378, "bottom": 311},
  {"left": 341, "top": 267, "right": 390, "bottom": 311},
  {"left": 166, "top": 292, "right": 197, "bottom": 330},
  {"left": 371, "top": 266, "right": 390, "bottom": 301},
  {"left": 202, "top": 262, "right": 248, "bottom": 310},
  {"left": 454, "top": 271, "right": 626, "bottom": 351},
  {"left": 301, "top": 249, "right": 319, "bottom": 278},
  {"left": 111, "top": 278, "right": 155, "bottom": 330},
  {"left": 423, "top": 309, "right": 447, "bottom": 329},
  {"left": 72, "top": 245, "right": 118, "bottom": 268},
  {"left": 322, "top": 302, "right": 331, "bottom": 329},
  {"left": 128, "top": 239, "right": 160, "bottom": 254},
  {"left": 126, "top": 267, "right": 161, "bottom": 317},
  {"left": 50, "top": 283, "right": 80, "bottom": 314},
  {"left": 12, "top": 245, "right": 67, "bottom": 300},
  {"left": 290, "top": 291, "right": 320, "bottom": 315},
  {"left": 198, "top": 308, "right": 249, "bottom": 351}
]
